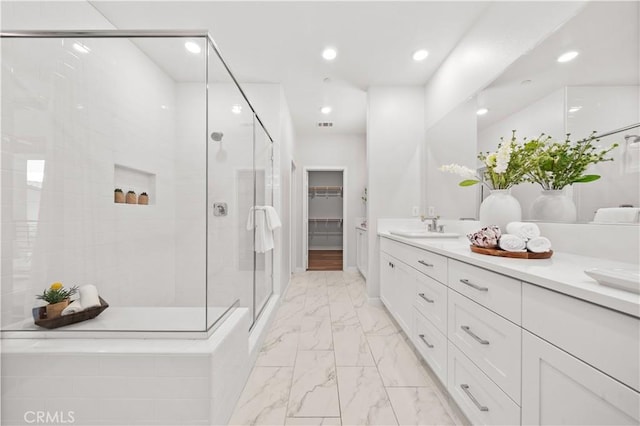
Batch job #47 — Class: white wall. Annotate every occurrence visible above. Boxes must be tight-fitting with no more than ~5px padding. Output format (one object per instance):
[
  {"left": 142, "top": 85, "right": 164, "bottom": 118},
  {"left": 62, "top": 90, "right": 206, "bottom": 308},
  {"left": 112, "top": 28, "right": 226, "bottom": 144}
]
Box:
[
  {"left": 424, "top": 1, "right": 587, "bottom": 129},
  {"left": 367, "top": 87, "right": 424, "bottom": 298},
  {"left": 568, "top": 86, "right": 640, "bottom": 221},
  {"left": 424, "top": 99, "right": 478, "bottom": 220},
  {"left": 295, "top": 133, "right": 366, "bottom": 270}
]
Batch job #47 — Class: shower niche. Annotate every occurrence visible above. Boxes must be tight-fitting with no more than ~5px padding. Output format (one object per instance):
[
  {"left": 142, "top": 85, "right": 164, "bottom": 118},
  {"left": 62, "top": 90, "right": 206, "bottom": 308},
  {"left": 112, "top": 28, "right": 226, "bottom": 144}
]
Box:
[{"left": 114, "top": 164, "right": 156, "bottom": 205}]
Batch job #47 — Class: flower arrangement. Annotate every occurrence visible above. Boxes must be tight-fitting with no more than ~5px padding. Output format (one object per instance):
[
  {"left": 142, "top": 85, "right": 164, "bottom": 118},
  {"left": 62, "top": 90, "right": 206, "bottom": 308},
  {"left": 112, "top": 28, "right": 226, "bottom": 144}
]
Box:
[
  {"left": 36, "top": 282, "right": 78, "bottom": 304},
  {"left": 440, "top": 131, "right": 529, "bottom": 190},
  {"left": 522, "top": 132, "right": 618, "bottom": 190}
]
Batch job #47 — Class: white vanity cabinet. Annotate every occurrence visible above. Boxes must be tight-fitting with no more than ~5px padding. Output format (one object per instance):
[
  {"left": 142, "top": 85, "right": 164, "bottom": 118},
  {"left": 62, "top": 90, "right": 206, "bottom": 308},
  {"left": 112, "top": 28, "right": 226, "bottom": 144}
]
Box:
[
  {"left": 522, "top": 331, "right": 640, "bottom": 425},
  {"left": 377, "top": 234, "right": 640, "bottom": 426},
  {"left": 356, "top": 227, "right": 368, "bottom": 278}
]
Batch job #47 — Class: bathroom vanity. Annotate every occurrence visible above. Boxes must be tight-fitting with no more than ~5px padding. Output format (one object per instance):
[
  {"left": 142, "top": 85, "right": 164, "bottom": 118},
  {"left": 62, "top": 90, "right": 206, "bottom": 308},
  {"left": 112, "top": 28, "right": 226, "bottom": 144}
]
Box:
[{"left": 378, "top": 232, "right": 640, "bottom": 425}]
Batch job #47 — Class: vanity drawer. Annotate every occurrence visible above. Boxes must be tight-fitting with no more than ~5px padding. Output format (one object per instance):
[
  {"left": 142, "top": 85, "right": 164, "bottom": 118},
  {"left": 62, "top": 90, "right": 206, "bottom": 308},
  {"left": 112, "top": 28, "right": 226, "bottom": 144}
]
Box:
[
  {"left": 413, "top": 268, "right": 448, "bottom": 334},
  {"left": 523, "top": 282, "right": 640, "bottom": 392},
  {"left": 448, "top": 259, "right": 521, "bottom": 324},
  {"left": 380, "top": 237, "right": 447, "bottom": 283},
  {"left": 448, "top": 342, "right": 520, "bottom": 426},
  {"left": 448, "top": 289, "right": 521, "bottom": 403},
  {"left": 413, "top": 308, "right": 447, "bottom": 386}
]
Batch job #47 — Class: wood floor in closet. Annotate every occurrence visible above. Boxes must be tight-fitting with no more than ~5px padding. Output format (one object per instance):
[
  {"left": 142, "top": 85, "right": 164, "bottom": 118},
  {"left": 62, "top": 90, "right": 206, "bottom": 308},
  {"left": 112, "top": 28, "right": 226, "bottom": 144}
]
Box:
[{"left": 308, "top": 250, "right": 343, "bottom": 271}]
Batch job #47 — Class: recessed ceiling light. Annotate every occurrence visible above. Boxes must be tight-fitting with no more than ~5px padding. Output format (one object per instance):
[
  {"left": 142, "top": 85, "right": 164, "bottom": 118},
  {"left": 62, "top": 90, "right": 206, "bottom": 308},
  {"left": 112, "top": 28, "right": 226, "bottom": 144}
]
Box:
[
  {"left": 322, "top": 47, "right": 337, "bottom": 61},
  {"left": 476, "top": 108, "right": 489, "bottom": 116},
  {"left": 72, "top": 42, "right": 90, "bottom": 54},
  {"left": 185, "top": 41, "right": 202, "bottom": 54},
  {"left": 568, "top": 106, "right": 582, "bottom": 113},
  {"left": 557, "top": 51, "right": 579, "bottom": 63},
  {"left": 320, "top": 106, "right": 332, "bottom": 115},
  {"left": 231, "top": 104, "right": 243, "bottom": 114},
  {"left": 412, "top": 49, "right": 429, "bottom": 61}
]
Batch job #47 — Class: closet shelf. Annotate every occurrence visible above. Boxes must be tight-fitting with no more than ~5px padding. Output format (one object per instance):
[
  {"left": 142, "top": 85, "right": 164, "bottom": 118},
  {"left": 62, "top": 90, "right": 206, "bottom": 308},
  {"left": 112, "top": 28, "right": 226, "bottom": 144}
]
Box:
[
  {"left": 309, "top": 218, "right": 343, "bottom": 222},
  {"left": 309, "top": 186, "right": 343, "bottom": 198}
]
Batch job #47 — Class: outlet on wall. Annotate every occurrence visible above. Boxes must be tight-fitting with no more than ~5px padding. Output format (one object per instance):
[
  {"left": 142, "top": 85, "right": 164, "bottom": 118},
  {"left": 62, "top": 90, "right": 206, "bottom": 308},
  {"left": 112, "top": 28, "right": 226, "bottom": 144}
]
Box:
[
  {"left": 412, "top": 206, "right": 419, "bottom": 216},
  {"left": 428, "top": 206, "right": 436, "bottom": 217}
]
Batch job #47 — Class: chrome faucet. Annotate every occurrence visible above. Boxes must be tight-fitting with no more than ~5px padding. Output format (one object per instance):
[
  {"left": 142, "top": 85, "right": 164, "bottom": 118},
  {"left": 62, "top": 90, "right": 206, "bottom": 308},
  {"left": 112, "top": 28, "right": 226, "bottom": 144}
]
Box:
[{"left": 420, "top": 215, "right": 444, "bottom": 233}]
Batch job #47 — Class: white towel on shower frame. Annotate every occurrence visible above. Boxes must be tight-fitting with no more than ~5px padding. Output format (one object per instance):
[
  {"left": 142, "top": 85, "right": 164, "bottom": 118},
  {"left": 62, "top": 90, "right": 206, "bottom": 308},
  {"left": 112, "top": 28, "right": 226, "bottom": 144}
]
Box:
[{"left": 247, "top": 206, "right": 280, "bottom": 253}]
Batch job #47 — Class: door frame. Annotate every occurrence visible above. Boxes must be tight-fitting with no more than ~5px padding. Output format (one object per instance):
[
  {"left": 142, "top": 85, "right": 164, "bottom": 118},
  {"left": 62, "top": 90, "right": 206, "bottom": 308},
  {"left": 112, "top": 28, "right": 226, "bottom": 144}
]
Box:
[
  {"left": 290, "top": 160, "right": 297, "bottom": 276},
  {"left": 303, "top": 166, "right": 348, "bottom": 271}
]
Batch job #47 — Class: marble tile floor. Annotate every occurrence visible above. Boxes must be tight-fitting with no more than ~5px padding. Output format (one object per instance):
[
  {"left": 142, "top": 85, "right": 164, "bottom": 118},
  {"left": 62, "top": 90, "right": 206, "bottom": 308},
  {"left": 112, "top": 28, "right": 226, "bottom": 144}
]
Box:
[{"left": 229, "top": 271, "right": 462, "bottom": 426}]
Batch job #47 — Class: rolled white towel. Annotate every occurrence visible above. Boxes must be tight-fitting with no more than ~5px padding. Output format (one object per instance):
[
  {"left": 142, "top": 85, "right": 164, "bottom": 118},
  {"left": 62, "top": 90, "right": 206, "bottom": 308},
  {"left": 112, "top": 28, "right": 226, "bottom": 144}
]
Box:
[
  {"left": 79, "top": 285, "right": 101, "bottom": 309},
  {"left": 61, "top": 300, "right": 84, "bottom": 316},
  {"left": 527, "top": 236, "right": 552, "bottom": 253},
  {"left": 506, "top": 222, "right": 540, "bottom": 241},
  {"left": 498, "top": 234, "right": 526, "bottom": 252}
]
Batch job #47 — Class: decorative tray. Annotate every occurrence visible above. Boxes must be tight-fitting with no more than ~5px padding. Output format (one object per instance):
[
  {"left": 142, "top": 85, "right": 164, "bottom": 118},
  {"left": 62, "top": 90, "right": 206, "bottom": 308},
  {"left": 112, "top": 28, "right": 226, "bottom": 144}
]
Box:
[
  {"left": 34, "top": 297, "right": 109, "bottom": 329},
  {"left": 470, "top": 245, "right": 553, "bottom": 259}
]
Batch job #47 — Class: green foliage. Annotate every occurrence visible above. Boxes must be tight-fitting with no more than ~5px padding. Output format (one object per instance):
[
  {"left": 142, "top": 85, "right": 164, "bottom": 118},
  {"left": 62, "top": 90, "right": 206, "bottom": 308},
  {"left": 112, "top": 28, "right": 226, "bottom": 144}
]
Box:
[
  {"left": 476, "top": 131, "right": 529, "bottom": 189},
  {"left": 114, "top": 188, "right": 123, "bottom": 193},
  {"left": 36, "top": 285, "right": 78, "bottom": 304},
  {"left": 524, "top": 132, "right": 618, "bottom": 190},
  {"left": 459, "top": 179, "right": 480, "bottom": 187}
]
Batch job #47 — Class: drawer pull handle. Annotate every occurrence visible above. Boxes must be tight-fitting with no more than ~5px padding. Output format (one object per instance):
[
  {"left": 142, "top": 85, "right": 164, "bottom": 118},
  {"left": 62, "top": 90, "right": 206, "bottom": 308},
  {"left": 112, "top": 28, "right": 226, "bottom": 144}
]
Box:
[
  {"left": 418, "top": 334, "right": 434, "bottom": 348},
  {"left": 418, "top": 293, "right": 434, "bottom": 303},
  {"left": 459, "top": 278, "right": 488, "bottom": 292},
  {"left": 418, "top": 260, "right": 434, "bottom": 267},
  {"left": 460, "top": 384, "right": 489, "bottom": 412},
  {"left": 461, "top": 325, "right": 490, "bottom": 345}
]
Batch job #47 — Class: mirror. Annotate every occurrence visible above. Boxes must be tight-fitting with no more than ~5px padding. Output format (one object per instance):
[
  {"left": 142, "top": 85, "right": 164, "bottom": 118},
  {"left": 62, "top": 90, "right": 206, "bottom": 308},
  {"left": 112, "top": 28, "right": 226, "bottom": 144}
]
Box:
[{"left": 428, "top": 2, "right": 640, "bottom": 224}]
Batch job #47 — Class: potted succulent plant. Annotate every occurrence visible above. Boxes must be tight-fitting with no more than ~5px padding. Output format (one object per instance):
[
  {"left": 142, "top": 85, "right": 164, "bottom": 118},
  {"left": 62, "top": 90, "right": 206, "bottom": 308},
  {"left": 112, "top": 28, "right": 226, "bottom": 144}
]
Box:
[
  {"left": 36, "top": 282, "right": 78, "bottom": 319},
  {"left": 114, "top": 188, "right": 125, "bottom": 203},
  {"left": 138, "top": 192, "right": 149, "bottom": 205},
  {"left": 126, "top": 190, "right": 137, "bottom": 204}
]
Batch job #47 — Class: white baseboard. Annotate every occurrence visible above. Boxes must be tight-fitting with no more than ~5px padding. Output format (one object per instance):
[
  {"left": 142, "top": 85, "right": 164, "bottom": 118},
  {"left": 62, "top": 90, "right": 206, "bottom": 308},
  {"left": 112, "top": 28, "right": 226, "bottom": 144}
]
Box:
[
  {"left": 367, "top": 297, "right": 383, "bottom": 307},
  {"left": 346, "top": 266, "right": 358, "bottom": 273},
  {"left": 294, "top": 267, "right": 305, "bottom": 273},
  {"left": 308, "top": 246, "right": 343, "bottom": 251}
]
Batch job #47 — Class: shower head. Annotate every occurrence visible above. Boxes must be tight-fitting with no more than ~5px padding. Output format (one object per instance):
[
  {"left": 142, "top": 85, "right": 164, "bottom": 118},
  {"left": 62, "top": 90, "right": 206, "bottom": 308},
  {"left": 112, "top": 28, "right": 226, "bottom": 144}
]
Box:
[
  {"left": 210, "top": 132, "right": 224, "bottom": 142},
  {"left": 625, "top": 134, "right": 640, "bottom": 145}
]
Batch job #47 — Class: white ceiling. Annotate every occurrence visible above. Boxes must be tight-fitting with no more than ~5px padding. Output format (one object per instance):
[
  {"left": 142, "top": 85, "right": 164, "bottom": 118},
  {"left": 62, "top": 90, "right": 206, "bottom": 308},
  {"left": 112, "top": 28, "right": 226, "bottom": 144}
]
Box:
[
  {"left": 89, "top": 1, "right": 489, "bottom": 136},
  {"left": 477, "top": 1, "right": 640, "bottom": 130}
]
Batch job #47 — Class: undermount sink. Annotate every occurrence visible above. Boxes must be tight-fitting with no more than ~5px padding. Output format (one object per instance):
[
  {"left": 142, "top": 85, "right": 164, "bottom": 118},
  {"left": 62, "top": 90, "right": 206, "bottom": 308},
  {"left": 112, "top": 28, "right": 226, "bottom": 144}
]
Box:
[{"left": 389, "top": 229, "right": 460, "bottom": 238}]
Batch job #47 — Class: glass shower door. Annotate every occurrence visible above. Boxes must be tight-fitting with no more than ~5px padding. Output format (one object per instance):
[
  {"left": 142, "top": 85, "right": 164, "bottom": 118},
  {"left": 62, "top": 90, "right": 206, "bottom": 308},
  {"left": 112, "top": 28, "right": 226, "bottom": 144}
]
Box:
[
  {"left": 206, "top": 42, "right": 253, "bottom": 329},
  {"left": 253, "top": 119, "right": 274, "bottom": 321}
]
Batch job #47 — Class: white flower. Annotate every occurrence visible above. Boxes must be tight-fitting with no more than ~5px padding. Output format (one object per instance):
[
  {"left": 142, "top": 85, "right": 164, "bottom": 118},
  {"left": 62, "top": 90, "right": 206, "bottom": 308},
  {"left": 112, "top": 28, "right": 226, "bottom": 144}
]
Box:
[
  {"left": 494, "top": 142, "right": 512, "bottom": 174},
  {"left": 485, "top": 153, "right": 497, "bottom": 168},
  {"left": 439, "top": 164, "right": 477, "bottom": 179}
]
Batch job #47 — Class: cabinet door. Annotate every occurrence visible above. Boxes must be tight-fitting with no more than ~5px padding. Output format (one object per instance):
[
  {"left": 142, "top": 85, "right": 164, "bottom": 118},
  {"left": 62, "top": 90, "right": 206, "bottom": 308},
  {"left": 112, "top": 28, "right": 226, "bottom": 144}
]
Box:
[
  {"left": 379, "top": 252, "right": 397, "bottom": 313},
  {"left": 379, "top": 252, "right": 413, "bottom": 335},
  {"left": 522, "top": 331, "right": 640, "bottom": 425},
  {"left": 393, "top": 259, "right": 414, "bottom": 335}
]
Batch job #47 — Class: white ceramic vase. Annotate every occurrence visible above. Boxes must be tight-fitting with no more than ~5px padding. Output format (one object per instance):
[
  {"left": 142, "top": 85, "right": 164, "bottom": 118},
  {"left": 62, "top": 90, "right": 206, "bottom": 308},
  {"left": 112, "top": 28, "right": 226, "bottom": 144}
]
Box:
[
  {"left": 530, "top": 189, "right": 577, "bottom": 223},
  {"left": 479, "top": 189, "right": 522, "bottom": 231}
]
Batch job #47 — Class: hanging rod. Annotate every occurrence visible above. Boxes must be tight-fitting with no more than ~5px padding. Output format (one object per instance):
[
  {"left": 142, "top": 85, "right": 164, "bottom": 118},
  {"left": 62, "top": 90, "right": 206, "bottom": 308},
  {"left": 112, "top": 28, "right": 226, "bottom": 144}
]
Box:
[{"left": 580, "top": 122, "right": 640, "bottom": 142}]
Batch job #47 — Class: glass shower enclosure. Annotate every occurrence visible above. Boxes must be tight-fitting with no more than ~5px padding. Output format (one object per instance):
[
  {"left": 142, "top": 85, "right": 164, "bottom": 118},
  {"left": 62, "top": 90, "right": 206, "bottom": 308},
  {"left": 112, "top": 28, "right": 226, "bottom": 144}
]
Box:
[{"left": 0, "top": 31, "right": 274, "bottom": 334}]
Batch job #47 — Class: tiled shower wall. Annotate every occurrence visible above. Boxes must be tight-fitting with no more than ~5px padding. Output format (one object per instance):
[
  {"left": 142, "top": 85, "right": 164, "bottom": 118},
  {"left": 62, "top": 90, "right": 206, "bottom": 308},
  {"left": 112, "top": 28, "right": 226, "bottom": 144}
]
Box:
[{"left": 0, "top": 37, "right": 182, "bottom": 326}]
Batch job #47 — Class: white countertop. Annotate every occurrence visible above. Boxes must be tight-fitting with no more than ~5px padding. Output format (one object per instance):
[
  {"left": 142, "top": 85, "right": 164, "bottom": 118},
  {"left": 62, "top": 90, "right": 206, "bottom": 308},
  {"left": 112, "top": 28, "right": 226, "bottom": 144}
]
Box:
[{"left": 379, "top": 231, "right": 640, "bottom": 318}]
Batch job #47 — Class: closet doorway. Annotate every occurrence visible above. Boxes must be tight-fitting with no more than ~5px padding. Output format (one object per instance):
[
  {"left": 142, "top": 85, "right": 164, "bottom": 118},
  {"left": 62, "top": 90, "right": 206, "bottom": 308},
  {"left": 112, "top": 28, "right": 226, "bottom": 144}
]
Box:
[{"left": 303, "top": 167, "right": 347, "bottom": 271}]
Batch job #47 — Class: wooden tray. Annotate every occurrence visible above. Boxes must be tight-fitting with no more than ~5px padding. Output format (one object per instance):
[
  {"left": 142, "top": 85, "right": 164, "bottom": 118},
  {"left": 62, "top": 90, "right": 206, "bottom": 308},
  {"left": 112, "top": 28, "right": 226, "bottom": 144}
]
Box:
[
  {"left": 470, "top": 245, "right": 553, "bottom": 259},
  {"left": 34, "top": 297, "right": 109, "bottom": 329}
]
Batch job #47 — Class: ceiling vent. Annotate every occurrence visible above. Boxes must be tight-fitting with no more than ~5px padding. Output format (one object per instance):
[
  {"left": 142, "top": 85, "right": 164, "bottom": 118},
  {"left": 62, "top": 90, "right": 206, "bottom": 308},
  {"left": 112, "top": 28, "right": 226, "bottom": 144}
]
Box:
[{"left": 317, "top": 122, "right": 334, "bottom": 127}]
